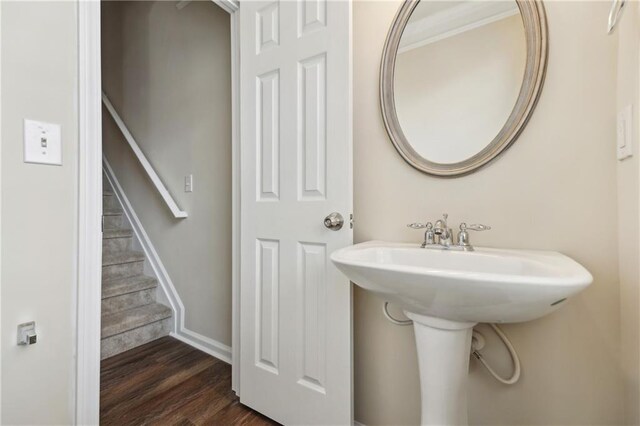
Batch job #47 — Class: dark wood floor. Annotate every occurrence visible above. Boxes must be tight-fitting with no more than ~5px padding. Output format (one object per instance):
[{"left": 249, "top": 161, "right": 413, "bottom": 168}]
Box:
[{"left": 101, "top": 336, "right": 279, "bottom": 425}]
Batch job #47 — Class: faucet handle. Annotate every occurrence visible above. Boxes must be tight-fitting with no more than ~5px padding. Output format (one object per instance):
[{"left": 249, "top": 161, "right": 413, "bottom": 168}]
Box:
[
  {"left": 457, "top": 223, "right": 490, "bottom": 249},
  {"left": 460, "top": 223, "right": 491, "bottom": 231},
  {"left": 407, "top": 222, "right": 433, "bottom": 230},
  {"left": 407, "top": 223, "right": 426, "bottom": 229}
]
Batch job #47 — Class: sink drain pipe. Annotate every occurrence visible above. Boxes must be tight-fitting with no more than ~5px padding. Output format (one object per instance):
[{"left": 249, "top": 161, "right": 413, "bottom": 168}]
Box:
[{"left": 382, "top": 302, "right": 521, "bottom": 385}]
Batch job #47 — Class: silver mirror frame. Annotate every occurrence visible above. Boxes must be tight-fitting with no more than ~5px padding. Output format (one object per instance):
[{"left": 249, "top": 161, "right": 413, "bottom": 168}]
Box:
[{"left": 380, "top": 0, "right": 548, "bottom": 177}]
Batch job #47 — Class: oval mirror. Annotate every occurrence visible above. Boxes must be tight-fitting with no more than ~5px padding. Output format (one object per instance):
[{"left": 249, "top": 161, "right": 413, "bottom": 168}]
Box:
[{"left": 380, "top": 0, "right": 548, "bottom": 177}]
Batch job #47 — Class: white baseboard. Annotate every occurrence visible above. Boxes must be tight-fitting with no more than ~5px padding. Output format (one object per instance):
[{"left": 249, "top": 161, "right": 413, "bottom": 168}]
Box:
[
  {"left": 170, "top": 329, "right": 232, "bottom": 364},
  {"left": 103, "top": 158, "right": 232, "bottom": 365}
]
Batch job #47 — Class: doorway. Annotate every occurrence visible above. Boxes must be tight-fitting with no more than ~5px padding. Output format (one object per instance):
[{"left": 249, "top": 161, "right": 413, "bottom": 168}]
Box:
[
  {"left": 77, "top": 1, "right": 241, "bottom": 422},
  {"left": 77, "top": 1, "right": 353, "bottom": 424}
]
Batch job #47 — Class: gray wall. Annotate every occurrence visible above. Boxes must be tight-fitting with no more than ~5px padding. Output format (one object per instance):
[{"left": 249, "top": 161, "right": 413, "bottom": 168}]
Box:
[
  {"left": 101, "top": 1, "right": 233, "bottom": 345},
  {"left": 353, "top": 1, "right": 623, "bottom": 424},
  {"left": 1, "top": 1, "right": 78, "bottom": 423}
]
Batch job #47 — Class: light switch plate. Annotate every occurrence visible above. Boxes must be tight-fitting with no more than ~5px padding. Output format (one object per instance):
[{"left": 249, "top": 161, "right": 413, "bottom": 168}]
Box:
[
  {"left": 24, "top": 119, "right": 62, "bottom": 165},
  {"left": 185, "top": 174, "right": 193, "bottom": 192},
  {"left": 617, "top": 105, "right": 633, "bottom": 161}
]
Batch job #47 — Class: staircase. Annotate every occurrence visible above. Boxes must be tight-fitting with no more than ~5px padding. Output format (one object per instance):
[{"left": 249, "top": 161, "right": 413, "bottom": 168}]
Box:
[{"left": 101, "top": 188, "right": 172, "bottom": 359}]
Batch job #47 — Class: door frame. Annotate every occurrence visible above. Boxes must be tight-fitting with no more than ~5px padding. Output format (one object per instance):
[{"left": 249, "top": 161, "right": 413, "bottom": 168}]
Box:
[{"left": 76, "top": 0, "right": 242, "bottom": 423}]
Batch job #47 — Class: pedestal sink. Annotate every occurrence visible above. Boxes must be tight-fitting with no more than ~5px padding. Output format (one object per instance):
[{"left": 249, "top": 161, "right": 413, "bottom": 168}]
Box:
[{"left": 331, "top": 241, "right": 592, "bottom": 425}]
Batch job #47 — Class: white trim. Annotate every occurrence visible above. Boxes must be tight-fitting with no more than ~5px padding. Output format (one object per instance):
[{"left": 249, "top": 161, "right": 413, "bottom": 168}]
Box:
[
  {"left": 76, "top": 1, "right": 102, "bottom": 424},
  {"left": 104, "top": 159, "right": 233, "bottom": 365},
  {"left": 230, "top": 6, "right": 241, "bottom": 396},
  {"left": 399, "top": 2, "right": 519, "bottom": 53},
  {"left": 171, "top": 330, "right": 232, "bottom": 364},
  {"left": 101, "top": 93, "right": 188, "bottom": 219},
  {"left": 213, "top": 0, "right": 239, "bottom": 14}
]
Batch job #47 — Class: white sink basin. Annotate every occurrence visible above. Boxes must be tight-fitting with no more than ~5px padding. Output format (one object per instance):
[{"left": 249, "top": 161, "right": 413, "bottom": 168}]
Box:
[
  {"left": 331, "top": 241, "right": 592, "bottom": 323},
  {"left": 331, "top": 240, "right": 593, "bottom": 425}
]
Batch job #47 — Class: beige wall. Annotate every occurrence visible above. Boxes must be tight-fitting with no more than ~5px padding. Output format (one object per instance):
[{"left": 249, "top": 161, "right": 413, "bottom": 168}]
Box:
[
  {"left": 101, "top": 1, "right": 233, "bottom": 345},
  {"left": 0, "top": 1, "right": 632, "bottom": 425},
  {"left": 616, "top": 1, "right": 640, "bottom": 424},
  {"left": 354, "top": 1, "right": 623, "bottom": 424},
  {"left": 395, "top": 14, "right": 526, "bottom": 163},
  {"left": 1, "top": 1, "right": 78, "bottom": 424}
]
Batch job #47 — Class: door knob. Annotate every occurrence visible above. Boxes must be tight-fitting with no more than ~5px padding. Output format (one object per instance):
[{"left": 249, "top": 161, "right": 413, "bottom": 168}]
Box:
[{"left": 324, "top": 212, "right": 344, "bottom": 231}]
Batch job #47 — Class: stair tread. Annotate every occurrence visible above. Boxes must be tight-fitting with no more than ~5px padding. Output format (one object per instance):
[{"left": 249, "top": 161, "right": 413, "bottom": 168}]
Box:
[
  {"left": 102, "top": 250, "right": 145, "bottom": 266},
  {"left": 102, "top": 275, "right": 157, "bottom": 299},
  {"left": 103, "top": 207, "right": 123, "bottom": 216},
  {"left": 101, "top": 303, "right": 172, "bottom": 338},
  {"left": 103, "top": 228, "right": 133, "bottom": 239}
]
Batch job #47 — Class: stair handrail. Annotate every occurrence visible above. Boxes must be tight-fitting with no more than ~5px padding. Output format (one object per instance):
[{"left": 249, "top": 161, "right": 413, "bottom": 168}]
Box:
[{"left": 102, "top": 92, "right": 188, "bottom": 219}]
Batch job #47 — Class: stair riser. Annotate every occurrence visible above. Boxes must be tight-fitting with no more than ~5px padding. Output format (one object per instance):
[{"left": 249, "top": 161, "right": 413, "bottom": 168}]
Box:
[
  {"left": 104, "top": 214, "right": 123, "bottom": 229},
  {"left": 101, "top": 317, "right": 171, "bottom": 360},
  {"left": 102, "top": 277, "right": 157, "bottom": 299},
  {"left": 102, "top": 260, "right": 144, "bottom": 281},
  {"left": 103, "top": 194, "right": 120, "bottom": 210},
  {"left": 102, "top": 288, "right": 156, "bottom": 314},
  {"left": 102, "top": 237, "right": 132, "bottom": 255}
]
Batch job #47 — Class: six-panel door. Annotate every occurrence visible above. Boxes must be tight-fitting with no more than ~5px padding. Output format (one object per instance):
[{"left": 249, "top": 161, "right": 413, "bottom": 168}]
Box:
[{"left": 240, "top": 0, "right": 353, "bottom": 424}]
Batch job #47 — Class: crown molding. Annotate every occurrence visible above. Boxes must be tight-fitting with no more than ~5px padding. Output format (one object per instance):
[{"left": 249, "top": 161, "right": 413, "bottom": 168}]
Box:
[{"left": 399, "top": 1, "right": 519, "bottom": 53}]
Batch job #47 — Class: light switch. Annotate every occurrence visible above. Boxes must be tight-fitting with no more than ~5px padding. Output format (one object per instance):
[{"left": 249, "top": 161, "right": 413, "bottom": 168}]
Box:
[
  {"left": 617, "top": 105, "right": 633, "bottom": 161},
  {"left": 185, "top": 174, "right": 193, "bottom": 192},
  {"left": 24, "top": 119, "right": 62, "bottom": 165}
]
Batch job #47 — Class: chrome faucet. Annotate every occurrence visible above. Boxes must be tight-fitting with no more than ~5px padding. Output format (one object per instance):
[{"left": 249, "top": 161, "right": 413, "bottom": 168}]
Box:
[
  {"left": 433, "top": 213, "right": 453, "bottom": 247},
  {"left": 407, "top": 213, "right": 490, "bottom": 251}
]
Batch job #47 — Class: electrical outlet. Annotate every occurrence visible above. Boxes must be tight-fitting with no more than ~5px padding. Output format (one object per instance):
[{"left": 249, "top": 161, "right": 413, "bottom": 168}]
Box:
[
  {"left": 17, "top": 321, "right": 37, "bottom": 346},
  {"left": 185, "top": 174, "right": 193, "bottom": 192}
]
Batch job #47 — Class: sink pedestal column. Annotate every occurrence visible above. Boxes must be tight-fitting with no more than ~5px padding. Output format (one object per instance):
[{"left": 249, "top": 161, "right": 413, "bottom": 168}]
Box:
[{"left": 404, "top": 312, "right": 477, "bottom": 426}]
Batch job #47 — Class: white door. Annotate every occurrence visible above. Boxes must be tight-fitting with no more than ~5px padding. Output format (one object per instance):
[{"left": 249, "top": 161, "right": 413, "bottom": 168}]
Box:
[{"left": 239, "top": 0, "right": 352, "bottom": 424}]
